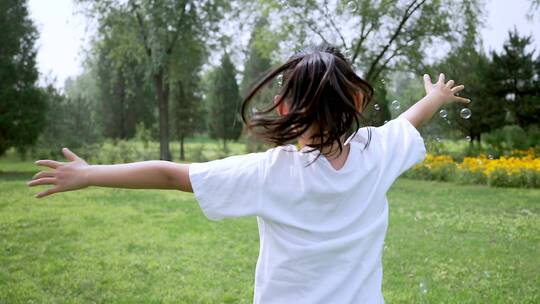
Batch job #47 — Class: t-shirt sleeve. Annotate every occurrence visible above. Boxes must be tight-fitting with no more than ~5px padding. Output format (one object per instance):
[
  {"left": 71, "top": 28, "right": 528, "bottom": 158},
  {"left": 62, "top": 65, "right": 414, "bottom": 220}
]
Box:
[
  {"left": 375, "top": 116, "right": 426, "bottom": 179},
  {"left": 188, "top": 152, "right": 267, "bottom": 221}
]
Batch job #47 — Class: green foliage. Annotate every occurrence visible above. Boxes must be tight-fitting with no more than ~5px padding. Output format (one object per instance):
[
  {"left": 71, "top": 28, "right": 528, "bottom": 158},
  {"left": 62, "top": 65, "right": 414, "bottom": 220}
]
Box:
[
  {"left": 240, "top": 17, "right": 274, "bottom": 98},
  {"left": 207, "top": 53, "right": 243, "bottom": 150},
  {"left": 405, "top": 161, "right": 457, "bottom": 182},
  {"left": 78, "top": 0, "right": 230, "bottom": 160},
  {"left": 425, "top": 27, "right": 540, "bottom": 146},
  {"left": 29, "top": 85, "right": 100, "bottom": 160},
  {"left": 428, "top": 0, "right": 505, "bottom": 142},
  {"left": 0, "top": 0, "right": 46, "bottom": 156},
  {"left": 188, "top": 143, "right": 209, "bottom": 162},
  {"left": 169, "top": 20, "right": 207, "bottom": 160},
  {"left": 92, "top": 9, "right": 156, "bottom": 140},
  {"left": 487, "top": 168, "right": 540, "bottom": 188},
  {"left": 240, "top": 17, "right": 277, "bottom": 151},
  {"left": 366, "top": 75, "right": 391, "bottom": 126},
  {"left": 134, "top": 122, "right": 152, "bottom": 149},
  {"left": 488, "top": 29, "right": 540, "bottom": 129},
  {"left": 253, "top": 0, "right": 486, "bottom": 127},
  {"left": 455, "top": 168, "right": 488, "bottom": 185},
  {"left": 259, "top": 0, "right": 480, "bottom": 82},
  {"left": 483, "top": 125, "right": 538, "bottom": 153}
]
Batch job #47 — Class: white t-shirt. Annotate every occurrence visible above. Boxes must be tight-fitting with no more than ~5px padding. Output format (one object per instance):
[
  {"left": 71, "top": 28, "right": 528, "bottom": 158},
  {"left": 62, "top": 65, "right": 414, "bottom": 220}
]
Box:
[{"left": 189, "top": 116, "right": 426, "bottom": 304}]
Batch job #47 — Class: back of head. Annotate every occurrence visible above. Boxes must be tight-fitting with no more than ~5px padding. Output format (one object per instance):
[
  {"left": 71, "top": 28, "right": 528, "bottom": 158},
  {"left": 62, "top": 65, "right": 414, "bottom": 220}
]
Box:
[{"left": 241, "top": 43, "right": 374, "bottom": 159}]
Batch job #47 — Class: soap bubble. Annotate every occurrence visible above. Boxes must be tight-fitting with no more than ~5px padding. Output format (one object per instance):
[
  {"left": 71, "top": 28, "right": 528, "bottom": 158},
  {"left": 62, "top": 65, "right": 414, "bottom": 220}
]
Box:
[
  {"left": 488, "top": 154, "right": 494, "bottom": 160},
  {"left": 347, "top": 1, "right": 358, "bottom": 13},
  {"left": 374, "top": 103, "right": 380, "bottom": 111},
  {"left": 465, "top": 136, "right": 472, "bottom": 142},
  {"left": 278, "top": 0, "right": 289, "bottom": 8},
  {"left": 435, "top": 137, "right": 442, "bottom": 143},
  {"left": 276, "top": 74, "right": 283, "bottom": 87},
  {"left": 391, "top": 100, "right": 400, "bottom": 110},
  {"left": 439, "top": 109, "right": 448, "bottom": 119},
  {"left": 505, "top": 92, "right": 516, "bottom": 102},
  {"left": 344, "top": 49, "right": 352, "bottom": 60},
  {"left": 460, "top": 108, "right": 472, "bottom": 119},
  {"left": 419, "top": 282, "right": 428, "bottom": 294}
]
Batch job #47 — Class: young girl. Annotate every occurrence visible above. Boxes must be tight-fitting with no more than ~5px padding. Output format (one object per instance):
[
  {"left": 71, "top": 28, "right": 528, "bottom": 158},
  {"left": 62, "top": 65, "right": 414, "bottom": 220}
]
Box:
[{"left": 27, "top": 44, "right": 469, "bottom": 303}]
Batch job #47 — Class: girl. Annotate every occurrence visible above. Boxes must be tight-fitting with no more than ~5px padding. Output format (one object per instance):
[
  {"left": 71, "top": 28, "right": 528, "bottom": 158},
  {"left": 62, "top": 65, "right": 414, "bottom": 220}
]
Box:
[{"left": 27, "top": 44, "right": 469, "bottom": 303}]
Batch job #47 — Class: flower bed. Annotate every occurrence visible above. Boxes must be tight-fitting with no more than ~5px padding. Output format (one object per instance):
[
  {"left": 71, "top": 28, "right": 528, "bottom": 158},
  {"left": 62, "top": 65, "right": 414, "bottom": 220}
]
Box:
[{"left": 405, "top": 149, "right": 540, "bottom": 188}]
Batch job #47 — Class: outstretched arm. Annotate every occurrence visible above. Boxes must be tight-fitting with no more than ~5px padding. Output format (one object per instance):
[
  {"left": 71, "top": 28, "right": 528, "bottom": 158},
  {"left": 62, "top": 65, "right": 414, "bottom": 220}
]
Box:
[
  {"left": 400, "top": 73, "right": 470, "bottom": 129},
  {"left": 27, "top": 148, "right": 192, "bottom": 198}
]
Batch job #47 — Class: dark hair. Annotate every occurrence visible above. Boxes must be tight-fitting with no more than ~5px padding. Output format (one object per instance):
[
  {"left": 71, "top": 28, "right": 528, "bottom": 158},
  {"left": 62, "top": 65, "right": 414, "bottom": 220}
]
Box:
[{"left": 241, "top": 43, "right": 374, "bottom": 162}]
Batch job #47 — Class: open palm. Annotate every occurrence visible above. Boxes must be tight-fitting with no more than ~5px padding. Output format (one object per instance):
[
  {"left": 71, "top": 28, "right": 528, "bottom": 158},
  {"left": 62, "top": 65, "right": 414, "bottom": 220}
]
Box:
[
  {"left": 423, "top": 73, "right": 470, "bottom": 104},
  {"left": 27, "top": 148, "right": 90, "bottom": 198}
]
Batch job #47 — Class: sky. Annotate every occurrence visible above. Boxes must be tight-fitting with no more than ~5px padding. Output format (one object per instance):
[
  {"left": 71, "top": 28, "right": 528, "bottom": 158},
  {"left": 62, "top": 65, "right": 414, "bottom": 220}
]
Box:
[{"left": 28, "top": 0, "right": 540, "bottom": 88}]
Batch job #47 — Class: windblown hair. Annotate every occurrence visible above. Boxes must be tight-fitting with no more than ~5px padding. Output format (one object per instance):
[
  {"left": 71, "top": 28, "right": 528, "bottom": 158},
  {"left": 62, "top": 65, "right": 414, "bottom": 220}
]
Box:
[{"left": 241, "top": 43, "right": 374, "bottom": 161}]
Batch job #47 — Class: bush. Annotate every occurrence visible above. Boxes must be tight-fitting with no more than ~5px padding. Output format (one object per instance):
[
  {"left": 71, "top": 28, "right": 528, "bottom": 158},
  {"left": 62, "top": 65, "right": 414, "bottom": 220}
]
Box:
[
  {"left": 405, "top": 155, "right": 457, "bottom": 182},
  {"left": 483, "top": 125, "right": 534, "bottom": 153},
  {"left": 188, "top": 144, "right": 209, "bottom": 163},
  {"left": 455, "top": 169, "right": 487, "bottom": 185},
  {"left": 526, "top": 125, "right": 540, "bottom": 147}
]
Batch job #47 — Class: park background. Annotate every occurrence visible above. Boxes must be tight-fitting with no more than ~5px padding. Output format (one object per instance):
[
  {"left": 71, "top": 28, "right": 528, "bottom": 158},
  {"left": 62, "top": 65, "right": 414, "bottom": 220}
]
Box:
[{"left": 1, "top": 0, "right": 539, "bottom": 302}]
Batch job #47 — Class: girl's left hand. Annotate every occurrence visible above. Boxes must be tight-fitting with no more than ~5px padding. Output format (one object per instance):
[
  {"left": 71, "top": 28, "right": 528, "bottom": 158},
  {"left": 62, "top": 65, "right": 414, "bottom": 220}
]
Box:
[
  {"left": 423, "top": 73, "right": 470, "bottom": 104},
  {"left": 27, "top": 148, "right": 90, "bottom": 198}
]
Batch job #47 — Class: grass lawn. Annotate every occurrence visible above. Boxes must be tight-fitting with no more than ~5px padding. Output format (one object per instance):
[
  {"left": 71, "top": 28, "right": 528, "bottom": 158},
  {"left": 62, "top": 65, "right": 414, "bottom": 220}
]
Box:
[{"left": 1, "top": 157, "right": 539, "bottom": 303}]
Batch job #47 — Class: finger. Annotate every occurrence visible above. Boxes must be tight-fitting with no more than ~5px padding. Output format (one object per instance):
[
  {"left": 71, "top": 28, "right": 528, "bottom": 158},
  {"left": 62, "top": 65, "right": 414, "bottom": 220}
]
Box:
[
  {"left": 451, "top": 85, "right": 465, "bottom": 93},
  {"left": 437, "top": 73, "right": 445, "bottom": 84},
  {"left": 36, "top": 187, "right": 60, "bottom": 199},
  {"left": 62, "top": 148, "right": 80, "bottom": 162},
  {"left": 27, "top": 177, "right": 57, "bottom": 187},
  {"left": 423, "top": 74, "right": 432, "bottom": 91},
  {"left": 31, "top": 171, "right": 56, "bottom": 180},
  {"left": 446, "top": 79, "right": 454, "bottom": 88},
  {"left": 35, "top": 160, "right": 65, "bottom": 169},
  {"left": 453, "top": 96, "right": 471, "bottom": 104}
]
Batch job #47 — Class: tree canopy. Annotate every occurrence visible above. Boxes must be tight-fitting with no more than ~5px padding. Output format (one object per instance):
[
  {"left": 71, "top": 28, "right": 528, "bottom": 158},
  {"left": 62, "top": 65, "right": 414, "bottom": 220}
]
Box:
[{"left": 0, "top": 0, "right": 46, "bottom": 156}]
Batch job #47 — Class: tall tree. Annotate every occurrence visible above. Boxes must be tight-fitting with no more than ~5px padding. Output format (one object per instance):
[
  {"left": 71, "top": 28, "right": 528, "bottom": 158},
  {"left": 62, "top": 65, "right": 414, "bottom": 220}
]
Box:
[
  {"left": 488, "top": 29, "right": 540, "bottom": 129},
  {"left": 0, "top": 0, "right": 46, "bottom": 156},
  {"left": 254, "top": 0, "right": 482, "bottom": 125},
  {"left": 171, "top": 81, "right": 204, "bottom": 160},
  {"left": 240, "top": 17, "right": 277, "bottom": 149},
  {"left": 91, "top": 8, "right": 155, "bottom": 140},
  {"left": 79, "top": 0, "right": 226, "bottom": 160},
  {"left": 207, "top": 53, "right": 243, "bottom": 150},
  {"left": 429, "top": 0, "right": 505, "bottom": 142},
  {"left": 240, "top": 17, "right": 274, "bottom": 100},
  {"left": 169, "top": 23, "right": 206, "bottom": 160}
]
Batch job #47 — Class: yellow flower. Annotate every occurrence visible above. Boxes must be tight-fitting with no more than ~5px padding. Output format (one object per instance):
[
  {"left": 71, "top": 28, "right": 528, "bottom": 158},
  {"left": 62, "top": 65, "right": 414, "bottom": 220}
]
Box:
[{"left": 417, "top": 150, "right": 540, "bottom": 178}]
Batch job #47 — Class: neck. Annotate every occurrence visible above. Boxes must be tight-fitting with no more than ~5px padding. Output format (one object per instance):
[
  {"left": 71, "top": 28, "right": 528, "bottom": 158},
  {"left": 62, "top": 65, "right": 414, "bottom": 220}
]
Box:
[{"left": 298, "top": 129, "right": 348, "bottom": 159}]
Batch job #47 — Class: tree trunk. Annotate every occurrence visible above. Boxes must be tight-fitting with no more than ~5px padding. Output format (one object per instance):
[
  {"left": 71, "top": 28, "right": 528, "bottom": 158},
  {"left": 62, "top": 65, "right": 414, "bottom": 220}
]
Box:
[
  {"left": 180, "top": 135, "right": 185, "bottom": 161},
  {"left": 119, "top": 73, "right": 126, "bottom": 139},
  {"left": 154, "top": 69, "right": 172, "bottom": 161}
]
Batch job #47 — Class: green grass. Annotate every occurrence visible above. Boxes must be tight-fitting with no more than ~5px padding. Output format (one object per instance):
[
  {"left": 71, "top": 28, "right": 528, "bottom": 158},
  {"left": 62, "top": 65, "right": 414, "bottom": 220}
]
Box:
[{"left": 1, "top": 158, "right": 539, "bottom": 303}]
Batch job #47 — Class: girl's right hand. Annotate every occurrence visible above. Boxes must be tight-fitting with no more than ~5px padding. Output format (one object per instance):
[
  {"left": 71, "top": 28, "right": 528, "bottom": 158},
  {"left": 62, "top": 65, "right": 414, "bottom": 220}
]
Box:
[
  {"left": 27, "top": 148, "right": 90, "bottom": 198},
  {"left": 423, "top": 73, "right": 470, "bottom": 104}
]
